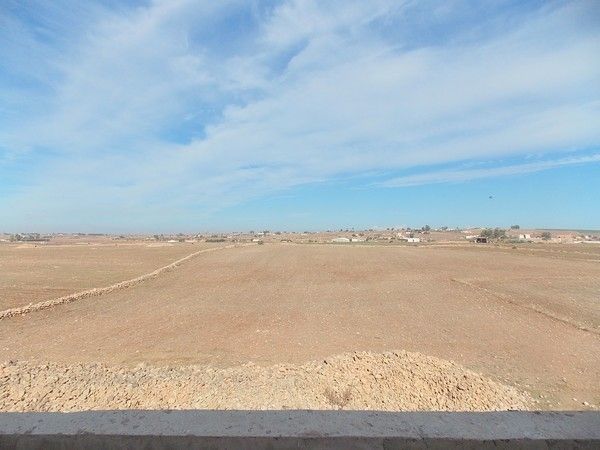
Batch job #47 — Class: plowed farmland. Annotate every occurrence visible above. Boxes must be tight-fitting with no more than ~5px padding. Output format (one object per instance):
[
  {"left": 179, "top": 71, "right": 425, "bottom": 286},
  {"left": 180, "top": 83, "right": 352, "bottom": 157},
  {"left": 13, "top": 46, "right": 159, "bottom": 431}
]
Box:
[
  {"left": 0, "top": 242, "right": 214, "bottom": 310},
  {"left": 1, "top": 242, "right": 598, "bottom": 411}
]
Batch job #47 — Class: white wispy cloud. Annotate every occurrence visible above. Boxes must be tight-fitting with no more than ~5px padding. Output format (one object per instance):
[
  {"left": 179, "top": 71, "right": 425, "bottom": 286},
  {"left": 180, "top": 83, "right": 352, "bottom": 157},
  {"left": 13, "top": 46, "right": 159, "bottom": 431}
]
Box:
[
  {"left": 0, "top": 0, "right": 599, "bottom": 229},
  {"left": 379, "top": 154, "right": 600, "bottom": 187}
]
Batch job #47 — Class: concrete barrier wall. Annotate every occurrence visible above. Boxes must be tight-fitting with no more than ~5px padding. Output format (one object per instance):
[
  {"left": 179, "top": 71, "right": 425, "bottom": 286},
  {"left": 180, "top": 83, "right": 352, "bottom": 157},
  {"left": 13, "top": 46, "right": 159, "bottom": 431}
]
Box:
[{"left": 1, "top": 410, "right": 599, "bottom": 449}]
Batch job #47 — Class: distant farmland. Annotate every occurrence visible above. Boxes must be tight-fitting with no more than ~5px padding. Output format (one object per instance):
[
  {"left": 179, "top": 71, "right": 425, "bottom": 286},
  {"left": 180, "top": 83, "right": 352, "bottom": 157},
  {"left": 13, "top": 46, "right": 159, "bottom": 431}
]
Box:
[{"left": 1, "top": 239, "right": 599, "bottom": 412}]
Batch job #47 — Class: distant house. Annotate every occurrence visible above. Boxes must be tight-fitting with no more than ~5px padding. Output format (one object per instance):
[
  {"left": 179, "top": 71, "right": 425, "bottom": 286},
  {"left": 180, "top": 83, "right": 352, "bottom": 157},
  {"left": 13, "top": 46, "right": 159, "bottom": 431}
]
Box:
[
  {"left": 518, "top": 234, "right": 531, "bottom": 240},
  {"left": 351, "top": 237, "right": 365, "bottom": 242},
  {"left": 331, "top": 237, "right": 350, "bottom": 243},
  {"left": 398, "top": 236, "right": 420, "bottom": 243}
]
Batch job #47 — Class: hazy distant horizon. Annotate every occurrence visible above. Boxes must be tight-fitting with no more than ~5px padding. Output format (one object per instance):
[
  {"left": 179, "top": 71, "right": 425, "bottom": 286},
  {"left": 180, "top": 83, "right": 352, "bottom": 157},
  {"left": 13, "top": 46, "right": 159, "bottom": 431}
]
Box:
[{"left": 3, "top": 225, "right": 599, "bottom": 236}]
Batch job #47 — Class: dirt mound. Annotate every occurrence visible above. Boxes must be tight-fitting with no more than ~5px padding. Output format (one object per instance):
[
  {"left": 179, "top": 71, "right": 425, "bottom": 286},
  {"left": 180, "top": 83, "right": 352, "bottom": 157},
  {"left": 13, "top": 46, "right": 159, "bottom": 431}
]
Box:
[{"left": 0, "top": 351, "right": 530, "bottom": 412}]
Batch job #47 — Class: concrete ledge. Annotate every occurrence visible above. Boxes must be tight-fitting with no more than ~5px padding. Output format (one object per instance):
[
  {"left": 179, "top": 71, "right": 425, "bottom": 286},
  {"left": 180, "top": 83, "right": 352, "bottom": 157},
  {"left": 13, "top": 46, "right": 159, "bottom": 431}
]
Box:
[{"left": 1, "top": 410, "right": 599, "bottom": 449}]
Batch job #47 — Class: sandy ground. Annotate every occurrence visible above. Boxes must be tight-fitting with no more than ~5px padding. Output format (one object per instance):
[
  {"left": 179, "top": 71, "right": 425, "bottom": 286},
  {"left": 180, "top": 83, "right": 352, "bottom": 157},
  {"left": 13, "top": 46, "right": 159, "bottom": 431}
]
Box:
[
  {"left": 1, "top": 243, "right": 598, "bottom": 410},
  {"left": 0, "top": 242, "right": 212, "bottom": 310}
]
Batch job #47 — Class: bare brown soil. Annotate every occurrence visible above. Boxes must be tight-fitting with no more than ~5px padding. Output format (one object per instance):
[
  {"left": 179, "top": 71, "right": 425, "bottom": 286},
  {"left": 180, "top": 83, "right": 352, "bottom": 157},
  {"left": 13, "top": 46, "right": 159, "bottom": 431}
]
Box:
[
  {"left": 1, "top": 243, "right": 598, "bottom": 411},
  {"left": 0, "top": 244, "right": 237, "bottom": 319},
  {"left": 0, "top": 351, "right": 529, "bottom": 412},
  {"left": 0, "top": 242, "right": 213, "bottom": 310}
]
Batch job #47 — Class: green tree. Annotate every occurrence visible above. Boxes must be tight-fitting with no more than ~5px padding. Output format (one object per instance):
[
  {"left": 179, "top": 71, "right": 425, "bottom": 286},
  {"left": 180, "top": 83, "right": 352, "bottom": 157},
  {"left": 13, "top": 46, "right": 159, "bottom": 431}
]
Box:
[
  {"left": 481, "top": 228, "right": 506, "bottom": 239},
  {"left": 480, "top": 229, "right": 493, "bottom": 238},
  {"left": 493, "top": 228, "right": 506, "bottom": 239}
]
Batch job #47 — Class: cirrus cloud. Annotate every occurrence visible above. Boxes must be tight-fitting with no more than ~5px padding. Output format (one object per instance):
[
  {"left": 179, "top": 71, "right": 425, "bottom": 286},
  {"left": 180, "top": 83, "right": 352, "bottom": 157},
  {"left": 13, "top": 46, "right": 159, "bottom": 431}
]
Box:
[{"left": 0, "top": 0, "right": 599, "bottom": 230}]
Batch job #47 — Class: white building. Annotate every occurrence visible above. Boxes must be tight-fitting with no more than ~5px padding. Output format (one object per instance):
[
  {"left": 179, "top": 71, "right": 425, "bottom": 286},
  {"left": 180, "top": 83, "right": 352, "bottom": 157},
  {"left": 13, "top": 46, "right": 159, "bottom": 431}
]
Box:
[
  {"left": 398, "top": 236, "right": 420, "bottom": 243},
  {"left": 331, "top": 237, "right": 350, "bottom": 243}
]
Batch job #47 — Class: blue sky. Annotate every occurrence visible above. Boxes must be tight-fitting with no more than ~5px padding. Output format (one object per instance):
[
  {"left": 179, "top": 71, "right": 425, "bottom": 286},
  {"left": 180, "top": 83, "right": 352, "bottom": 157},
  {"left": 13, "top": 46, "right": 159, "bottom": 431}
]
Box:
[{"left": 0, "top": 0, "right": 599, "bottom": 232}]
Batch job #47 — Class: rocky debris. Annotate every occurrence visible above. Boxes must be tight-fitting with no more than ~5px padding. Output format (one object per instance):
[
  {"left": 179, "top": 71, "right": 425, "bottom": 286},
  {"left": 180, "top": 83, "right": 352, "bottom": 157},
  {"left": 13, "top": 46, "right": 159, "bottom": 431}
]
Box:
[{"left": 0, "top": 351, "right": 530, "bottom": 412}]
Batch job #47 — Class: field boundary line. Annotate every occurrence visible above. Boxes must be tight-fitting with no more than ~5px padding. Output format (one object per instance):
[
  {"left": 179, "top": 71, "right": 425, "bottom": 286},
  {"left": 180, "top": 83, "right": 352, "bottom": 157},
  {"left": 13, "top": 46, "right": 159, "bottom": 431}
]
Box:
[
  {"left": 451, "top": 278, "right": 599, "bottom": 336},
  {"left": 0, "top": 244, "right": 247, "bottom": 320}
]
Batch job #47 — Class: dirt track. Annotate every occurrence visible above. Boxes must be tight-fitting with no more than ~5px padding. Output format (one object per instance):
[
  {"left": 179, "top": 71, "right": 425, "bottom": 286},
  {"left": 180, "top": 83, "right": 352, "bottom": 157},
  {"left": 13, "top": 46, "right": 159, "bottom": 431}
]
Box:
[{"left": 1, "top": 243, "right": 598, "bottom": 410}]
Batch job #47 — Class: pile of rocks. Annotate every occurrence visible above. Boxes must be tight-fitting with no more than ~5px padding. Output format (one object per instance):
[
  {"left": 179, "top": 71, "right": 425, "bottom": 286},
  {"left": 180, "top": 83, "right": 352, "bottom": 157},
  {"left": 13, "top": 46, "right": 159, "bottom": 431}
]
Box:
[{"left": 0, "top": 350, "right": 530, "bottom": 412}]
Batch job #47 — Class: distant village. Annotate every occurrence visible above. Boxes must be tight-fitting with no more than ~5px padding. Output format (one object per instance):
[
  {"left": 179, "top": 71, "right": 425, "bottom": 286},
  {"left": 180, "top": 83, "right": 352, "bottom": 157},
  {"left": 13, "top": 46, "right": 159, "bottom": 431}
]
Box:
[{"left": 1, "top": 226, "right": 599, "bottom": 246}]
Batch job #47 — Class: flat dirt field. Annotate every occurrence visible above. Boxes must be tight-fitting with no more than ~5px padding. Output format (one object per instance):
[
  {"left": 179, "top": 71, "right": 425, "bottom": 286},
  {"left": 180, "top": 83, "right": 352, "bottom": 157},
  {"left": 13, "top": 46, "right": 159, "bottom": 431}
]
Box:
[
  {"left": 0, "top": 241, "right": 211, "bottom": 310},
  {"left": 1, "top": 243, "right": 599, "bottom": 411}
]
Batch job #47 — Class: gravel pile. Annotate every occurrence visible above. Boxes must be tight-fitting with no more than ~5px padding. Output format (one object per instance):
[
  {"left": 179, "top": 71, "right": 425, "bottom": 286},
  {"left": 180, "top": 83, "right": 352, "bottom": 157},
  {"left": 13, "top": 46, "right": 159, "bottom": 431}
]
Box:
[{"left": 0, "top": 351, "right": 530, "bottom": 412}]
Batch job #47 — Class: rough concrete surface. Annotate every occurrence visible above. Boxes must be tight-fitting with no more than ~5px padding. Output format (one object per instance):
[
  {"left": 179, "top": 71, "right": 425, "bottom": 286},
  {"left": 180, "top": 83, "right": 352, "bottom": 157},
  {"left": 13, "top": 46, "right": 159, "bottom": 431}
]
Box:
[{"left": 0, "top": 410, "right": 599, "bottom": 449}]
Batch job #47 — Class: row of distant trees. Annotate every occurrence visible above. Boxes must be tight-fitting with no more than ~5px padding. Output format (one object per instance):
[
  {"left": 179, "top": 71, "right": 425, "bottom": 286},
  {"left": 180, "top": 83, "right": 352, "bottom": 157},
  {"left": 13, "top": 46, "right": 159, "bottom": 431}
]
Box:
[
  {"left": 9, "top": 233, "right": 50, "bottom": 242},
  {"left": 480, "top": 227, "right": 552, "bottom": 240},
  {"left": 480, "top": 228, "right": 506, "bottom": 239}
]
